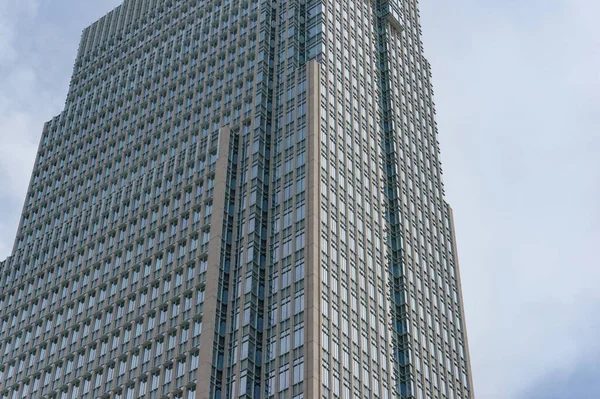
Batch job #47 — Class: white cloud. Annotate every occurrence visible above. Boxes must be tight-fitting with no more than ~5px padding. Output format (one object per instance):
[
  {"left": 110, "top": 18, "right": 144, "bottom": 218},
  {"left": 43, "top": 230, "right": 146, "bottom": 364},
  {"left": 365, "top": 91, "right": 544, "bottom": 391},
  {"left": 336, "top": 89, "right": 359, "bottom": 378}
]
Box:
[
  {"left": 0, "top": 0, "right": 39, "bottom": 63},
  {"left": 0, "top": 67, "right": 43, "bottom": 193},
  {"left": 420, "top": 0, "right": 600, "bottom": 397}
]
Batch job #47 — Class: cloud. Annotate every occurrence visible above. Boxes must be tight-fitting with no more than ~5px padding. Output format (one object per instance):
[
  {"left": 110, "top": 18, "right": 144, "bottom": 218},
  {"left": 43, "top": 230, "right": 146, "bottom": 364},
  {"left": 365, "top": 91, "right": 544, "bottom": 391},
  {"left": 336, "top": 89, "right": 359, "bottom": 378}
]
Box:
[
  {"left": 519, "top": 347, "right": 600, "bottom": 399},
  {"left": 419, "top": 0, "right": 600, "bottom": 398},
  {"left": 0, "top": 0, "right": 39, "bottom": 63},
  {"left": 0, "top": 68, "right": 42, "bottom": 194}
]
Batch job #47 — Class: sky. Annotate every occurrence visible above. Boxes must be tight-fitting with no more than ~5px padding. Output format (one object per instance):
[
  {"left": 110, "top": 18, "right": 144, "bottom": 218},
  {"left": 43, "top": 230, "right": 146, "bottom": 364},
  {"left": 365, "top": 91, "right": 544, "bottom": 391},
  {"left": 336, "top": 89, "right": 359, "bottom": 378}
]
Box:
[{"left": 0, "top": 1, "right": 599, "bottom": 398}]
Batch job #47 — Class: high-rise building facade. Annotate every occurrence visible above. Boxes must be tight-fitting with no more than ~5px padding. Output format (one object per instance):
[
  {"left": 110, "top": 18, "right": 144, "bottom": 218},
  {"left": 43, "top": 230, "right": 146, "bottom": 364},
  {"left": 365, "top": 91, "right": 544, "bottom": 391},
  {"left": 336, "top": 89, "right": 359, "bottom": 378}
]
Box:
[{"left": 0, "top": 0, "right": 473, "bottom": 398}]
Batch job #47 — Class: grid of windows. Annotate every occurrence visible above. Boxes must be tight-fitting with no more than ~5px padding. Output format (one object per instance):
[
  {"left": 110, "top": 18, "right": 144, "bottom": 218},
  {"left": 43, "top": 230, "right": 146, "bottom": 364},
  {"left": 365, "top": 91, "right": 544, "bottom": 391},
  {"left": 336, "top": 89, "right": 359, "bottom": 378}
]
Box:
[
  {"left": 315, "top": 0, "right": 473, "bottom": 398},
  {"left": 0, "top": 0, "right": 262, "bottom": 397},
  {"left": 0, "top": 0, "right": 473, "bottom": 398}
]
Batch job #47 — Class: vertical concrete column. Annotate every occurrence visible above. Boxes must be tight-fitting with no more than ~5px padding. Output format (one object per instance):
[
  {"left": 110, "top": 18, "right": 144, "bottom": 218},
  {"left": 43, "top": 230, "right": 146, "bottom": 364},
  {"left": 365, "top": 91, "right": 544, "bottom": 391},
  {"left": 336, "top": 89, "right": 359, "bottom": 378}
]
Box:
[
  {"left": 305, "top": 59, "right": 322, "bottom": 399},
  {"left": 196, "top": 127, "right": 231, "bottom": 399}
]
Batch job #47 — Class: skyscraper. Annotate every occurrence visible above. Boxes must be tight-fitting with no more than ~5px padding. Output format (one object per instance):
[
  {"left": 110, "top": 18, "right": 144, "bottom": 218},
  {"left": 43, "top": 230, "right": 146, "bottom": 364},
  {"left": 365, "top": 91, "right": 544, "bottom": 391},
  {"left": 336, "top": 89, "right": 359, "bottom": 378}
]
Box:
[{"left": 0, "top": 0, "right": 473, "bottom": 398}]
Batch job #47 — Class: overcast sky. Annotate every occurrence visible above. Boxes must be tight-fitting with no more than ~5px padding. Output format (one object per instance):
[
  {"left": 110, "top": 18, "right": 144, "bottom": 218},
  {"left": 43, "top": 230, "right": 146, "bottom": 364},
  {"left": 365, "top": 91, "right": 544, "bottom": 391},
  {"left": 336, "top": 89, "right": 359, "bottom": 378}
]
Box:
[{"left": 1, "top": 1, "right": 599, "bottom": 398}]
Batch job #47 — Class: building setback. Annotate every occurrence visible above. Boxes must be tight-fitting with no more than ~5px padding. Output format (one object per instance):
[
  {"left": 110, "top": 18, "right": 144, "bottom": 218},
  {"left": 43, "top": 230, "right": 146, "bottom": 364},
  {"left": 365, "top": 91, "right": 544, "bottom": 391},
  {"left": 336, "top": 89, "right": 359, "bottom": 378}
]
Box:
[{"left": 0, "top": 0, "right": 473, "bottom": 398}]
